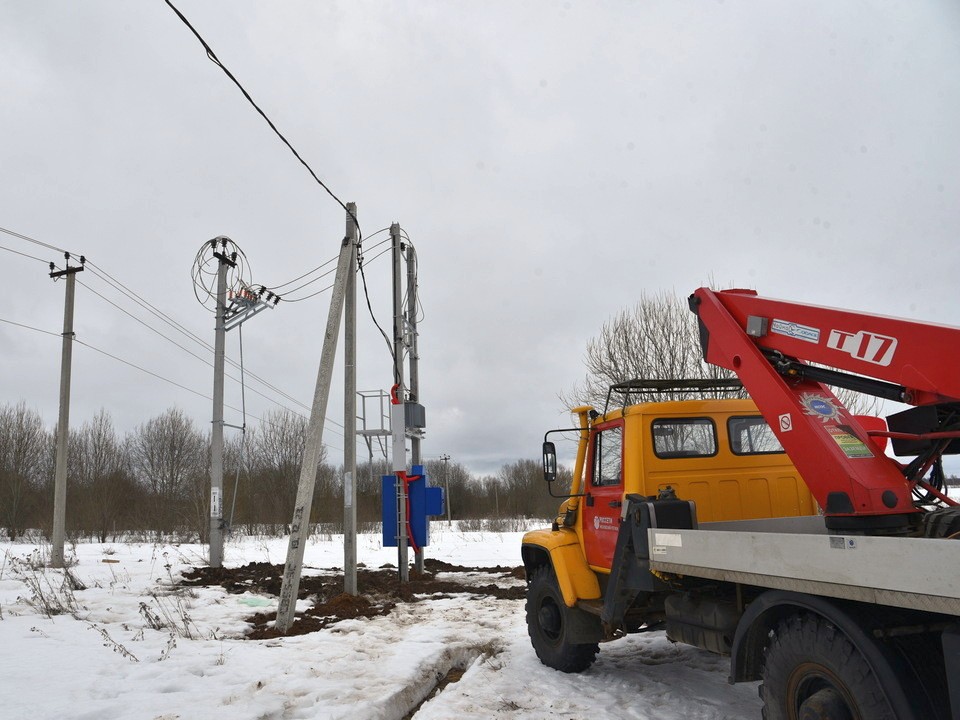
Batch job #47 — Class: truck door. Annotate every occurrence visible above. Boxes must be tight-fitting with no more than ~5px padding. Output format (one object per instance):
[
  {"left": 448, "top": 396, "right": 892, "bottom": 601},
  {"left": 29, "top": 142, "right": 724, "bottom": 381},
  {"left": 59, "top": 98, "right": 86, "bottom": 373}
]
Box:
[{"left": 583, "top": 420, "right": 624, "bottom": 570}]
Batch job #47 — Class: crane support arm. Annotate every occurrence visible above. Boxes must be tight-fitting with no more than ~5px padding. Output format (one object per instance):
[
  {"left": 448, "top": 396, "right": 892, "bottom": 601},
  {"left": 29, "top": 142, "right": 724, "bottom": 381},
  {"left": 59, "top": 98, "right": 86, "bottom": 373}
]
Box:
[{"left": 688, "top": 288, "right": 960, "bottom": 528}]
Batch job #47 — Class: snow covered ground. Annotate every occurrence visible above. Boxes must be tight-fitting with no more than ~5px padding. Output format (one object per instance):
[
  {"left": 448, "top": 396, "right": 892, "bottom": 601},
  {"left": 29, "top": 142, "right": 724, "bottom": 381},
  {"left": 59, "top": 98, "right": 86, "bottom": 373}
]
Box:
[{"left": 0, "top": 526, "right": 761, "bottom": 720}]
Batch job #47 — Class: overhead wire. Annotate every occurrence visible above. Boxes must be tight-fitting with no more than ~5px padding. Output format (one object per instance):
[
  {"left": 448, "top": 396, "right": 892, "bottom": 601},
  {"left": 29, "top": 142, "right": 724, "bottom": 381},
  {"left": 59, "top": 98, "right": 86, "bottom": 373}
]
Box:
[
  {"left": 278, "top": 235, "right": 393, "bottom": 304},
  {"left": 162, "top": 1, "right": 410, "bottom": 379},
  {"left": 0, "top": 230, "right": 347, "bottom": 435},
  {"left": 0, "top": 243, "right": 49, "bottom": 265},
  {"left": 85, "top": 258, "right": 320, "bottom": 417},
  {"left": 0, "top": 316, "right": 61, "bottom": 338},
  {"left": 1, "top": 232, "right": 360, "bottom": 452},
  {"left": 259, "top": 229, "right": 390, "bottom": 295},
  {"left": 0, "top": 225, "right": 79, "bottom": 256},
  {"left": 162, "top": 0, "right": 361, "bottom": 243},
  {"left": 76, "top": 276, "right": 351, "bottom": 430}
]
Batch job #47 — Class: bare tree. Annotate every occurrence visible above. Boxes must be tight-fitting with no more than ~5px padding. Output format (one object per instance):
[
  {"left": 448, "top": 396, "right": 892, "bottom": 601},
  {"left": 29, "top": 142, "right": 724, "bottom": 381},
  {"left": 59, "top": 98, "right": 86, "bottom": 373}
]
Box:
[
  {"left": 563, "top": 290, "right": 735, "bottom": 410},
  {"left": 565, "top": 289, "right": 877, "bottom": 414},
  {"left": 74, "top": 410, "right": 135, "bottom": 542},
  {"left": 0, "top": 402, "right": 49, "bottom": 539},
  {"left": 247, "top": 409, "right": 329, "bottom": 531},
  {"left": 128, "top": 407, "right": 206, "bottom": 536}
]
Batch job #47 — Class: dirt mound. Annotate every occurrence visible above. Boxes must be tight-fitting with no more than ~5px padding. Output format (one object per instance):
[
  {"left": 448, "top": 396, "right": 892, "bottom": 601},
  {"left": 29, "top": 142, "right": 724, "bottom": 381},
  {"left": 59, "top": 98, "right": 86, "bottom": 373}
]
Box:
[{"left": 181, "top": 561, "right": 526, "bottom": 638}]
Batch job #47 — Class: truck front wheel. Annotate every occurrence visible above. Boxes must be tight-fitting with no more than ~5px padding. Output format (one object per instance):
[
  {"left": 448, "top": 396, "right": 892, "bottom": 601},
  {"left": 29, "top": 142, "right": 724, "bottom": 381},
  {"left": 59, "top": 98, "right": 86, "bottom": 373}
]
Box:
[
  {"left": 525, "top": 565, "right": 599, "bottom": 673},
  {"left": 760, "top": 614, "right": 894, "bottom": 720}
]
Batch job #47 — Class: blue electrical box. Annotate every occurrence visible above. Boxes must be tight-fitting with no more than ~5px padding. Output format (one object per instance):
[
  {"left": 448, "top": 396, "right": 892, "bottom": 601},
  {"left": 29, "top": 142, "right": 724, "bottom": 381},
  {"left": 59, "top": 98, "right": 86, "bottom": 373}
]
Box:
[{"left": 382, "top": 464, "right": 445, "bottom": 548}]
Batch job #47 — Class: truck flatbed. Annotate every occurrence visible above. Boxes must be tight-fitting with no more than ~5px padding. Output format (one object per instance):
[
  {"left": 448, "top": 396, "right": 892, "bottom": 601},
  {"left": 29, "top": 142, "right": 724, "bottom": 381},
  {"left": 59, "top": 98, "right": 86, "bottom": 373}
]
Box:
[{"left": 649, "top": 517, "right": 960, "bottom": 616}]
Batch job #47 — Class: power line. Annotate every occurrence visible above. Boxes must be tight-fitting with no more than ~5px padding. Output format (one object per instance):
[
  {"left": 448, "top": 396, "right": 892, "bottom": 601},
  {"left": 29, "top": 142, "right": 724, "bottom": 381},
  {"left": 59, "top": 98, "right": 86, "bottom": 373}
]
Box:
[
  {"left": 71, "top": 250, "right": 352, "bottom": 434},
  {"left": 71, "top": 337, "right": 350, "bottom": 446},
  {"left": 76, "top": 338, "right": 212, "bottom": 403},
  {"left": 160, "top": 1, "right": 404, "bottom": 373},
  {"left": 0, "top": 248, "right": 358, "bottom": 448},
  {"left": 0, "top": 243, "right": 49, "bottom": 265},
  {"left": 77, "top": 278, "right": 320, "bottom": 420},
  {"left": 85, "top": 257, "right": 351, "bottom": 430},
  {"left": 86, "top": 261, "right": 215, "bottom": 354},
  {"left": 0, "top": 316, "right": 61, "bottom": 338},
  {"left": 162, "top": 0, "right": 361, "bottom": 243},
  {"left": 0, "top": 225, "right": 78, "bottom": 256},
  {"left": 267, "top": 236, "right": 393, "bottom": 304},
  {"left": 83, "top": 260, "right": 322, "bottom": 418}
]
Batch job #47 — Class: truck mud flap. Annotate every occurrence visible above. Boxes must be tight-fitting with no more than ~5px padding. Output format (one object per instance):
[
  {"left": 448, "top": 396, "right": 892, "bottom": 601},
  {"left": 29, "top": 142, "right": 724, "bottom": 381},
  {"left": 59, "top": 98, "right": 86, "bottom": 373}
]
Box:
[{"left": 601, "top": 495, "right": 697, "bottom": 632}]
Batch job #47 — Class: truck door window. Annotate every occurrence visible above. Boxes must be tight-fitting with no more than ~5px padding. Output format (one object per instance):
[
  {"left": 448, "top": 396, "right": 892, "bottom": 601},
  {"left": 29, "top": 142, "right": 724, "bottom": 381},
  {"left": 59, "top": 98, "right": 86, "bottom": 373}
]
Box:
[
  {"left": 652, "top": 418, "right": 717, "bottom": 458},
  {"left": 728, "top": 416, "right": 785, "bottom": 455},
  {"left": 593, "top": 426, "right": 623, "bottom": 486}
]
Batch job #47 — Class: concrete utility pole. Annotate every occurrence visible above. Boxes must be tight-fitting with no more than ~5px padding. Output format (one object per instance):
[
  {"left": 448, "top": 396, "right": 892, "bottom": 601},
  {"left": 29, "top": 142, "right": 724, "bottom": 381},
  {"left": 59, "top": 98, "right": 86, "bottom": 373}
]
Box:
[
  {"left": 209, "top": 244, "right": 234, "bottom": 569},
  {"left": 390, "top": 223, "right": 409, "bottom": 582},
  {"left": 343, "top": 203, "right": 359, "bottom": 596},
  {"left": 276, "top": 224, "right": 355, "bottom": 633},
  {"left": 50, "top": 253, "right": 84, "bottom": 569},
  {"left": 406, "top": 242, "right": 424, "bottom": 575},
  {"left": 198, "top": 236, "right": 277, "bottom": 568}
]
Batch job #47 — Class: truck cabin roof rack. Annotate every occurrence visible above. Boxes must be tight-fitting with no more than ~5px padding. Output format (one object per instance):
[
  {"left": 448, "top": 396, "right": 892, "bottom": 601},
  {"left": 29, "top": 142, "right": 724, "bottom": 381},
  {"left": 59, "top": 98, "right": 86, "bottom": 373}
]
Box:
[{"left": 603, "top": 378, "right": 744, "bottom": 415}]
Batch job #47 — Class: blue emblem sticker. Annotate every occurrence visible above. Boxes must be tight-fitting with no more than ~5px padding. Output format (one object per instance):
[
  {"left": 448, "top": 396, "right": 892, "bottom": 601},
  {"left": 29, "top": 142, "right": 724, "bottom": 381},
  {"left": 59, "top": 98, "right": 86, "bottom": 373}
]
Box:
[{"left": 800, "top": 393, "right": 841, "bottom": 423}]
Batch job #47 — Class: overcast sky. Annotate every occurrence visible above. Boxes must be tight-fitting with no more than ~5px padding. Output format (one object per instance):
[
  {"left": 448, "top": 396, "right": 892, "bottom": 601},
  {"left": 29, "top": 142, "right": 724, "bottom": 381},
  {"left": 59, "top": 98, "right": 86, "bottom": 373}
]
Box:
[{"left": 2, "top": 1, "right": 959, "bottom": 477}]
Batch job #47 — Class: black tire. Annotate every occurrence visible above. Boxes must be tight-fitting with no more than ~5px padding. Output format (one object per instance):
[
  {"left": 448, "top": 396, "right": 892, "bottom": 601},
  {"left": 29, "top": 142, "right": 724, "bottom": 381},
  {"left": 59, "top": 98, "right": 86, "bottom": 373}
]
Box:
[
  {"left": 760, "top": 614, "right": 895, "bottom": 720},
  {"left": 525, "top": 564, "right": 599, "bottom": 673}
]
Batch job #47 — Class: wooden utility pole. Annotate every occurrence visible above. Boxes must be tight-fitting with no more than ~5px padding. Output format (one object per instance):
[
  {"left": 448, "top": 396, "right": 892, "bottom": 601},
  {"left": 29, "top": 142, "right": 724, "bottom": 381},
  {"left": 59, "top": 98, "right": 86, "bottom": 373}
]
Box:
[{"left": 50, "top": 254, "right": 84, "bottom": 569}]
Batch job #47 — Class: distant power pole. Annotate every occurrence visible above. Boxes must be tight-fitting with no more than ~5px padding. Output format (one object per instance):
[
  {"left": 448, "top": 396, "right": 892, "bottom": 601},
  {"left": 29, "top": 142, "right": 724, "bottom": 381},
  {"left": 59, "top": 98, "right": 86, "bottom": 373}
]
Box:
[
  {"left": 50, "top": 253, "right": 84, "bottom": 569},
  {"left": 440, "top": 454, "right": 451, "bottom": 526}
]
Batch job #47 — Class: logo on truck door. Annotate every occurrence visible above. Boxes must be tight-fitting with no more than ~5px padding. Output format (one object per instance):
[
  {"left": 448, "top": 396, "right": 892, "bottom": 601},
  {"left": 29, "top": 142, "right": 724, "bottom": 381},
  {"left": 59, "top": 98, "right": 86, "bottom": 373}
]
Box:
[{"left": 827, "top": 329, "right": 898, "bottom": 366}]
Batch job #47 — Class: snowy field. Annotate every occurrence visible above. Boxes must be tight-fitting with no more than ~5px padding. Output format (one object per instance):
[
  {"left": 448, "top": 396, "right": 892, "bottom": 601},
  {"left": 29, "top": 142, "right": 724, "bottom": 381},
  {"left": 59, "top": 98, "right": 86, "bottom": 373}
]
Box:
[{"left": 0, "top": 526, "right": 761, "bottom": 720}]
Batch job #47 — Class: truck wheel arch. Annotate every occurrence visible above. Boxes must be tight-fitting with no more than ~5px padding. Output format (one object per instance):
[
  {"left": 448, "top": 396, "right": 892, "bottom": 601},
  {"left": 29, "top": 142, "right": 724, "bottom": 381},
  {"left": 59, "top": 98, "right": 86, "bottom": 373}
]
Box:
[
  {"left": 521, "top": 533, "right": 601, "bottom": 608},
  {"left": 730, "top": 590, "right": 929, "bottom": 720}
]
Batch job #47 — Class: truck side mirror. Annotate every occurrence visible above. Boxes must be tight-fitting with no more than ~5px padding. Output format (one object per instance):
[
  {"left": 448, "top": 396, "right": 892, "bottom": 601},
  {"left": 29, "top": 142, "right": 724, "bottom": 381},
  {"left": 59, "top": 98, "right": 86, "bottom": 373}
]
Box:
[{"left": 543, "top": 441, "right": 558, "bottom": 483}]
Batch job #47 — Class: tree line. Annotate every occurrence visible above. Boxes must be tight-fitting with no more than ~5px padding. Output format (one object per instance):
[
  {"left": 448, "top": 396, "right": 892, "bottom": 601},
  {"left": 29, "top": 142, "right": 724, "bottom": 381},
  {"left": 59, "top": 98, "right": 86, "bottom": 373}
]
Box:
[{"left": 0, "top": 402, "right": 565, "bottom": 541}]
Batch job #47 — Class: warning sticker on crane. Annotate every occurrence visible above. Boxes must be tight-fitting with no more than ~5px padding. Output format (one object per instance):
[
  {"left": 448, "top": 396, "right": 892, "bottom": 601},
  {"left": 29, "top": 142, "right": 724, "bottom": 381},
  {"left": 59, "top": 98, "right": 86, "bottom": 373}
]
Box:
[{"left": 824, "top": 425, "right": 874, "bottom": 459}]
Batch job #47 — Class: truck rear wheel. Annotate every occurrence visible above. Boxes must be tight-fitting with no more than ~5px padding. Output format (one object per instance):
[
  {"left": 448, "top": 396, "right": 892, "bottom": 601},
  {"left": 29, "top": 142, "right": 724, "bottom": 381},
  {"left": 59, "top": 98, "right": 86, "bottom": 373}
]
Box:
[
  {"left": 525, "top": 565, "right": 599, "bottom": 673},
  {"left": 760, "top": 614, "right": 894, "bottom": 720}
]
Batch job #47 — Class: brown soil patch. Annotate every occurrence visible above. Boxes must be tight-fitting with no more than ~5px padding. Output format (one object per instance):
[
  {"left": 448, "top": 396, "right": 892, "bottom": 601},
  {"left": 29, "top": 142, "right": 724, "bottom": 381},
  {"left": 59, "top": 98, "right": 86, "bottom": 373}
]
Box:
[{"left": 180, "top": 559, "right": 525, "bottom": 638}]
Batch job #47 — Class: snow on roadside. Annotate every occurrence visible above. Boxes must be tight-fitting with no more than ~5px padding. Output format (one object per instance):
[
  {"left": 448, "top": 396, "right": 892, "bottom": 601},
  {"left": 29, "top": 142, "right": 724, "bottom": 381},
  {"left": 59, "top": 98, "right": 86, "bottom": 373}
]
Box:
[{"left": 0, "top": 526, "right": 760, "bottom": 720}]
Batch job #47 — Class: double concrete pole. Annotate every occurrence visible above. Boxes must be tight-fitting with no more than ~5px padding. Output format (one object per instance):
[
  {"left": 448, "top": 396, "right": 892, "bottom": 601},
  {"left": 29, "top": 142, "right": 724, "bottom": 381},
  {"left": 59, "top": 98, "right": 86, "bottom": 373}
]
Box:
[{"left": 276, "top": 207, "right": 356, "bottom": 632}]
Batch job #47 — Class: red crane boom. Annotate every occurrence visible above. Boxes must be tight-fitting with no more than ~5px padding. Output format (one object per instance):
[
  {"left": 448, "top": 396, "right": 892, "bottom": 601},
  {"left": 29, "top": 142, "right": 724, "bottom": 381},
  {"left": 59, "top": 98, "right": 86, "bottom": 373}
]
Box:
[{"left": 689, "top": 287, "right": 960, "bottom": 531}]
